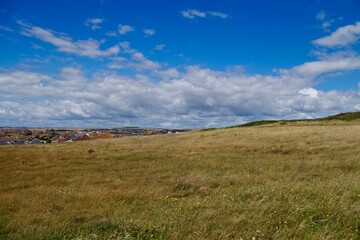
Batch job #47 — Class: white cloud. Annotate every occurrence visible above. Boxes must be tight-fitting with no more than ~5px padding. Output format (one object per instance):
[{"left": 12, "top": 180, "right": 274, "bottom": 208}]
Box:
[
  {"left": 119, "top": 41, "right": 131, "bottom": 50},
  {"left": 207, "top": 11, "right": 228, "bottom": 19},
  {"left": 0, "top": 71, "right": 53, "bottom": 98},
  {"left": 152, "top": 68, "right": 180, "bottom": 79},
  {"left": 181, "top": 9, "right": 228, "bottom": 19},
  {"left": 3, "top": 22, "right": 360, "bottom": 127},
  {"left": 57, "top": 67, "right": 87, "bottom": 90},
  {"left": 298, "top": 88, "right": 318, "bottom": 98},
  {"left": 106, "top": 31, "right": 117, "bottom": 37},
  {"left": 0, "top": 101, "right": 94, "bottom": 120},
  {"left": 85, "top": 18, "right": 104, "bottom": 31},
  {"left": 321, "top": 20, "right": 335, "bottom": 30},
  {"left": 0, "top": 24, "right": 14, "bottom": 32},
  {"left": 108, "top": 63, "right": 125, "bottom": 69},
  {"left": 86, "top": 18, "right": 103, "bottom": 24},
  {"left": 355, "top": 104, "right": 360, "bottom": 110},
  {"left": 20, "top": 23, "right": 120, "bottom": 58},
  {"left": 291, "top": 57, "right": 360, "bottom": 77},
  {"left": 130, "top": 52, "right": 161, "bottom": 70},
  {"left": 143, "top": 28, "right": 155, "bottom": 36},
  {"left": 313, "top": 21, "right": 360, "bottom": 47},
  {"left": 1, "top": 58, "right": 360, "bottom": 127},
  {"left": 118, "top": 24, "right": 134, "bottom": 35},
  {"left": 181, "top": 9, "right": 206, "bottom": 19},
  {"left": 154, "top": 44, "right": 166, "bottom": 51},
  {"left": 107, "top": 42, "right": 161, "bottom": 71},
  {"left": 31, "top": 43, "right": 44, "bottom": 50},
  {"left": 315, "top": 11, "right": 338, "bottom": 32},
  {"left": 316, "top": 11, "right": 326, "bottom": 21}
]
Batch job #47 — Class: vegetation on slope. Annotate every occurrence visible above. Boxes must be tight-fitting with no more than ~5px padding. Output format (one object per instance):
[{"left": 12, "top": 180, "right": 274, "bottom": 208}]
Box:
[
  {"left": 227, "top": 111, "right": 360, "bottom": 128},
  {"left": 0, "top": 121, "right": 360, "bottom": 239},
  {"left": 320, "top": 111, "right": 360, "bottom": 121},
  {"left": 226, "top": 120, "right": 279, "bottom": 128}
]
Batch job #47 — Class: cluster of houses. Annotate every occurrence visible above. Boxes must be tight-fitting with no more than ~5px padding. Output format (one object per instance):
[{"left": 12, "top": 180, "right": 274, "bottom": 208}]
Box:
[{"left": 0, "top": 127, "right": 188, "bottom": 145}]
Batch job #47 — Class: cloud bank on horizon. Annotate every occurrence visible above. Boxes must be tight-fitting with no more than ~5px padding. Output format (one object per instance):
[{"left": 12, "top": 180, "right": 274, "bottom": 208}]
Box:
[{"left": 0, "top": 0, "right": 360, "bottom": 128}]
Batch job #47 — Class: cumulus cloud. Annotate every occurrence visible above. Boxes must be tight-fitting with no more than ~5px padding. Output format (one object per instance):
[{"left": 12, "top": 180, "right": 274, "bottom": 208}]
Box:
[
  {"left": 313, "top": 21, "right": 360, "bottom": 47},
  {"left": 1, "top": 59, "right": 360, "bottom": 127},
  {"left": 20, "top": 23, "right": 119, "bottom": 58},
  {"left": 181, "top": 9, "right": 228, "bottom": 19},
  {"left": 0, "top": 71, "right": 53, "bottom": 98},
  {"left": 84, "top": 18, "right": 104, "bottom": 31},
  {"left": 2, "top": 22, "right": 360, "bottom": 127},
  {"left": 118, "top": 24, "right": 134, "bottom": 35},
  {"left": 0, "top": 101, "right": 95, "bottom": 120},
  {"left": 143, "top": 29, "right": 155, "bottom": 36},
  {"left": 0, "top": 67, "right": 89, "bottom": 99},
  {"left": 298, "top": 88, "right": 318, "bottom": 98},
  {"left": 152, "top": 68, "right": 180, "bottom": 79}
]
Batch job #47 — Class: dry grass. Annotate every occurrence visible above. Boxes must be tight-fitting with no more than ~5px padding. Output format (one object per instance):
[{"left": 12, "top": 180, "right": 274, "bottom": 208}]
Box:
[{"left": 1, "top": 121, "right": 360, "bottom": 239}]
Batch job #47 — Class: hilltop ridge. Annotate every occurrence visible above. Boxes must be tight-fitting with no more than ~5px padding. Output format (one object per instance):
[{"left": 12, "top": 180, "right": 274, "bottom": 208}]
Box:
[
  {"left": 320, "top": 111, "right": 360, "bottom": 121},
  {"left": 225, "top": 111, "right": 360, "bottom": 129}
]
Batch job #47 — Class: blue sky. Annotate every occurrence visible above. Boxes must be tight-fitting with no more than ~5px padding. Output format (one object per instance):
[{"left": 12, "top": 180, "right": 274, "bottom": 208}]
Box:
[{"left": 1, "top": 0, "right": 360, "bottom": 128}]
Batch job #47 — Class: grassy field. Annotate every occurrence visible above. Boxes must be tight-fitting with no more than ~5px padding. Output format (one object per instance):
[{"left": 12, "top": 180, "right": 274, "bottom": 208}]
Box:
[{"left": 1, "top": 120, "right": 360, "bottom": 239}]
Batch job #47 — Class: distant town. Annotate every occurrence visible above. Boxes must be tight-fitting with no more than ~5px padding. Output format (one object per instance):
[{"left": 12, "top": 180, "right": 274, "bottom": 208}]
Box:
[{"left": 0, "top": 127, "right": 190, "bottom": 145}]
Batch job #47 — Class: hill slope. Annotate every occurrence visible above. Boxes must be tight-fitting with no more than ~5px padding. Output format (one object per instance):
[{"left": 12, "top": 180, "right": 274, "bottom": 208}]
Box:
[
  {"left": 320, "top": 111, "right": 360, "bottom": 121},
  {"left": 1, "top": 122, "right": 360, "bottom": 239},
  {"left": 226, "top": 111, "right": 360, "bottom": 128}
]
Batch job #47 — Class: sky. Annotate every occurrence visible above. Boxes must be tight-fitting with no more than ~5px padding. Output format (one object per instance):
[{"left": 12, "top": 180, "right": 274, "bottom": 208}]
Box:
[{"left": 0, "top": 0, "right": 360, "bottom": 128}]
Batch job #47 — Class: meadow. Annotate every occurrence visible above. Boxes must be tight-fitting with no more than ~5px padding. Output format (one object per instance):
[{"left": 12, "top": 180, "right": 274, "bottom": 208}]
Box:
[{"left": 0, "top": 120, "right": 360, "bottom": 239}]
